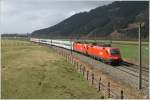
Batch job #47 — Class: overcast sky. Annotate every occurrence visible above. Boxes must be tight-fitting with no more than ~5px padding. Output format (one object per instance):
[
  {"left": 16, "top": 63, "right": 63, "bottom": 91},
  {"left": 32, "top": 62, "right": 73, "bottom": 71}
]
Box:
[{"left": 0, "top": 0, "right": 112, "bottom": 34}]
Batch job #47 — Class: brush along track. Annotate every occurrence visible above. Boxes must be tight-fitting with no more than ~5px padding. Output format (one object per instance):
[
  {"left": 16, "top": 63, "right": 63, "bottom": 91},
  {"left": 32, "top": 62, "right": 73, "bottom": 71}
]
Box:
[{"left": 51, "top": 46, "right": 149, "bottom": 92}]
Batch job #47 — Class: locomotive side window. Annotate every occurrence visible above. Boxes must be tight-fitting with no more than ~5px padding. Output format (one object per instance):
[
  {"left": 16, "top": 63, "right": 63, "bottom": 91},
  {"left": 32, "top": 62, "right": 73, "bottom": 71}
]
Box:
[{"left": 110, "top": 49, "right": 120, "bottom": 55}]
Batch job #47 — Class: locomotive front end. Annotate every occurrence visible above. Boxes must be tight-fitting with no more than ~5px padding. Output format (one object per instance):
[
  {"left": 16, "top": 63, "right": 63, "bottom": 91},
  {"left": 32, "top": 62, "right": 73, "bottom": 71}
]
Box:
[{"left": 108, "top": 48, "right": 122, "bottom": 64}]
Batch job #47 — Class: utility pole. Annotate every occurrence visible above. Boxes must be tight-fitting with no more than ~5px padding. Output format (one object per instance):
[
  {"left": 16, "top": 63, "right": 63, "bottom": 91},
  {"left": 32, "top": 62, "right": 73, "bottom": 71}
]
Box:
[{"left": 138, "top": 23, "right": 142, "bottom": 89}]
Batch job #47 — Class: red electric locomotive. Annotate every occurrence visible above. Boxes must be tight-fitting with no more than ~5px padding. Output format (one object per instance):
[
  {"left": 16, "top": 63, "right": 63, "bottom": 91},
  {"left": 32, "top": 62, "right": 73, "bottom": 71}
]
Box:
[
  {"left": 73, "top": 42, "right": 122, "bottom": 65},
  {"left": 73, "top": 42, "right": 88, "bottom": 54}
]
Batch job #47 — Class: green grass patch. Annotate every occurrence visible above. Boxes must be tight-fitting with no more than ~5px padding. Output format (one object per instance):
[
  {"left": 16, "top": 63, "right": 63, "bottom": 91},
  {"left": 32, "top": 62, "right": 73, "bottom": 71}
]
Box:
[
  {"left": 1, "top": 39, "right": 101, "bottom": 99},
  {"left": 112, "top": 44, "right": 149, "bottom": 66}
]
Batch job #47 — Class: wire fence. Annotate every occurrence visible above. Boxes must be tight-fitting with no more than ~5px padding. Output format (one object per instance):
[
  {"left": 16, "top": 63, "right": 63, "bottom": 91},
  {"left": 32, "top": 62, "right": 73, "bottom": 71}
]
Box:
[{"left": 54, "top": 47, "right": 125, "bottom": 99}]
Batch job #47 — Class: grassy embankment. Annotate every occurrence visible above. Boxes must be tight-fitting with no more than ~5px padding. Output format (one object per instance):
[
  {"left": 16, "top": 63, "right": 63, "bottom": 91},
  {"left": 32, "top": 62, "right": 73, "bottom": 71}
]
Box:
[{"left": 1, "top": 39, "right": 101, "bottom": 99}]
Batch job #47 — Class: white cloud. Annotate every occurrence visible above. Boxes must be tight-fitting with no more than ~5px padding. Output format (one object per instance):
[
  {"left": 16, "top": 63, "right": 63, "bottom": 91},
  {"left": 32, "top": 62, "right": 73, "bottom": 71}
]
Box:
[{"left": 0, "top": 0, "right": 112, "bottom": 34}]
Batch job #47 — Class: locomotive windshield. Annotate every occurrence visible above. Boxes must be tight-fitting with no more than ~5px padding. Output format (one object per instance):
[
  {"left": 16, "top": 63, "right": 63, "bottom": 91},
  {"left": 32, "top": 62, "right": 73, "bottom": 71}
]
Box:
[{"left": 110, "top": 49, "right": 120, "bottom": 55}]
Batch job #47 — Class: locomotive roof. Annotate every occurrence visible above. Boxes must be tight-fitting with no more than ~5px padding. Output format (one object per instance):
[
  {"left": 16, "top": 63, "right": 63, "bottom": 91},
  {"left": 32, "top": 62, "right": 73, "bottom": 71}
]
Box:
[
  {"left": 75, "top": 42, "right": 119, "bottom": 50},
  {"left": 92, "top": 45, "right": 119, "bottom": 50}
]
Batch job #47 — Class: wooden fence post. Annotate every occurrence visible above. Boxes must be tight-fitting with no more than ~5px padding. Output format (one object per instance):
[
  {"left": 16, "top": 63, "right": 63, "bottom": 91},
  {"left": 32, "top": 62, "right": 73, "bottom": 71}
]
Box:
[
  {"left": 98, "top": 77, "right": 101, "bottom": 91},
  {"left": 69, "top": 56, "right": 71, "bottom": 63},
  {"left": 75, "top": 61, "right": 77, "bottom": 68},
  {"left": 64, "top": 52, "right": 66, "bottom": 57},
  {"left": 101, "top": 96, "right": 104, "bottom": 99},
  {"left": 76, "top": 61, "right": 78, "bottom": 69},
  {"left": 77, "top": 63, "right": 79, "bottom": 71},
  {"left": 87, "top": 71, "right": 89, "bottom": 80},
  {"left": 74, "top": 59, "right": 76, "bottom": 66},
  {"left": 80, "top": 65, "right": 82, "bottom": 73},
  {"left": 77, "top": 62, "right": 79, "bottom": 71},
  {"left": 92, "top": 73, "right": 94, "bottom": 85},
  {"left": 74, "top": 59, "right": 75, "bottom": 66},
  {"left": 66, "top": 53, "right": 67, "bottom": 58},
  {"left": 108, "top": 82, "right": 110, "bottom": 98},
  {"left": 121, "top": 90, "right": 123, "bottom": 99},
  {"left": 70, "top": 56, "right": 72, "bottom": 63},
  {"left": 67, "top": 55, "right": 68, "bottom": 62},
  {"left": 72, "top": 58, "right": 73, "bottom": 64},
  {"left": 73, "top": 59, "right": 74, "bottom": 65},
  {"left": 65, "top": 53, "right": 66, "bottom": 59},
  {"left": 73, "top": 60, "right": 75, "bottom": 66},
  {"left": 68, "top": 55, "right": 70, "bottom": 62},
  {"left": 71, "top": 57, "right": 72, "bottom": 64},
  {"left": 68, "top": 55, "right": 69, "bottom": 62},
  {"left": 82, "top": 67, "right": 85, "bottom": 76}
]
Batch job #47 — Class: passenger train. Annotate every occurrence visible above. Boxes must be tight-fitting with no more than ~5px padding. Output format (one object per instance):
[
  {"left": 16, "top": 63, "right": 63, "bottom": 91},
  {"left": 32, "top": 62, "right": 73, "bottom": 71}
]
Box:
[{"left": 30, "top": 38, "right": 122, "bottom": 65}]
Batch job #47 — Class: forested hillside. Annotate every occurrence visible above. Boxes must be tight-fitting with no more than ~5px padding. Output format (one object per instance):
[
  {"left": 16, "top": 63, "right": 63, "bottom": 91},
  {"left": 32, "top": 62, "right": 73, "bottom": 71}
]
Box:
[{"left": 31, "top": 1, "right": 149, "bottom": 40}]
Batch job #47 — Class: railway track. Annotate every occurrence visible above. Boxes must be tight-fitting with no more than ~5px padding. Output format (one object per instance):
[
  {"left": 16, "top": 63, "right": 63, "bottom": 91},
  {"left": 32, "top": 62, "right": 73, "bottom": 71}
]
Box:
[
  {"left": 115, "top": 65, "right": 148, "bottom": 82},
  {"left": 116, "top": 62, "right": 149, "bottom": 81},
  {"left": 121, "top": 61, "right": 149, "bottom": 73},
  {"left": 52, "top": 46, "right": 149, "bottom": 90}
]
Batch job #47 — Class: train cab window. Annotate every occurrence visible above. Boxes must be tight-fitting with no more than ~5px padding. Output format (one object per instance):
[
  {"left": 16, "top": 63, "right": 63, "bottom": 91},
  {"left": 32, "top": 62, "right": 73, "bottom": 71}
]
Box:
[{"left": 110, "top": 49, "right": 120, "bottom": 55}]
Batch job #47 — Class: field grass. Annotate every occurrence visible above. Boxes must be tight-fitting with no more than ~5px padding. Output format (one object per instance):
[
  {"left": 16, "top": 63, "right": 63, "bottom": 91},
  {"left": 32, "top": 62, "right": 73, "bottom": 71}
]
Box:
[
  {"left": 1, "top": 39, "right": 101, "bottom": 99},
  {"left": 112, "top": 44, "right": 149, "bottom": 66}
]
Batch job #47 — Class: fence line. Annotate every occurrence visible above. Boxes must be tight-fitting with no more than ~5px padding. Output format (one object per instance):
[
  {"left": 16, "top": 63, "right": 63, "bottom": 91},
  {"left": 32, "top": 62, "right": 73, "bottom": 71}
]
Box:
[{"left": 54, "top": 47, "right": 125, "bottom": 99}]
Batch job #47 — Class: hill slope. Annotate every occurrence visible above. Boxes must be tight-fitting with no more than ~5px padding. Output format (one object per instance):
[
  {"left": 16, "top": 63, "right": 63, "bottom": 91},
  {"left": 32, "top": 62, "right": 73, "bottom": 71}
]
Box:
[{"left": 31, "top": 1, "right": 149, "bottom": 40}]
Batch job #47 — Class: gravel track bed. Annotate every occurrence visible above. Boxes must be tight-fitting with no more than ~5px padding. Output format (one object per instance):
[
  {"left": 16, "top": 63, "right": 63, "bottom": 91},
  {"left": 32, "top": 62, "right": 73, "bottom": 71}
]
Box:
[{"left": 118, "top": 65, "right": 149, "bottom": 79}]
